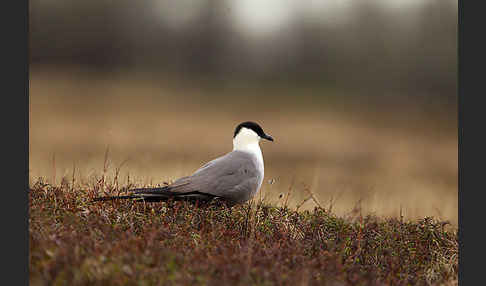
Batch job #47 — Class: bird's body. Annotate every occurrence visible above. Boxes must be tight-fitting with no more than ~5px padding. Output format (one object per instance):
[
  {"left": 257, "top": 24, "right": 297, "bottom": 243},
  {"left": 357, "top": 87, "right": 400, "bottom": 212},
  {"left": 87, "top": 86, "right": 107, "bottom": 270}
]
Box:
[{"left": 94, "top": 121, "right": 273, "bottom": 205}]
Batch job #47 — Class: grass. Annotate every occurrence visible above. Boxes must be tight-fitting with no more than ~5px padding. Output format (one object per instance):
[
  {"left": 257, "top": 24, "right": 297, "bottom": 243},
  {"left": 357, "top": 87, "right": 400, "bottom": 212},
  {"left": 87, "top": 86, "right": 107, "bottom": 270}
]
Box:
[{"left": 29, "top": 175, "right": 458, "bottom": 286}]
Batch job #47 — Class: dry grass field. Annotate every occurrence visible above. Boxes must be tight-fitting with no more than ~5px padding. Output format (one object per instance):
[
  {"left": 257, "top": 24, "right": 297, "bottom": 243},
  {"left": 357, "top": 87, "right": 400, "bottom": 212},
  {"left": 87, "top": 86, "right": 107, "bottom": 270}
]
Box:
[{"left": 29, "top": 68, "right": 457, "bottom": 225}]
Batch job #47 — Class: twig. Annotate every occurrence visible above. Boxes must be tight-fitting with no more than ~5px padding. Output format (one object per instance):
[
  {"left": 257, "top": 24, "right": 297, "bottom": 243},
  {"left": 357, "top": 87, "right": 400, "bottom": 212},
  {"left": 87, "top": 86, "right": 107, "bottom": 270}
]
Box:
[
  {"left": 52, "top": 153, "right": 56, "bottom": 186},
  {"left": 295, "top": 196, "right": 312, "bottom": 212},
  {"left": 400, "top": 204, "right": 403, "bottom": 223},
  {"left": 303, "top": 183, "right": 323, "bottom": 209},
  {"left": 284, "top": 176, "right": 295, "bottom": 209},
  {"left": 114, "top": 158, "right": 129, "bottom": 196},
  {"left": 101, "top": 146, "right": 110, "bottom": 194},
  {"left": 71, "top": 162, "right": 76, "bottom": 193},
  {"left": 328, "top": 194, "right": 335, "bottom": 213}
]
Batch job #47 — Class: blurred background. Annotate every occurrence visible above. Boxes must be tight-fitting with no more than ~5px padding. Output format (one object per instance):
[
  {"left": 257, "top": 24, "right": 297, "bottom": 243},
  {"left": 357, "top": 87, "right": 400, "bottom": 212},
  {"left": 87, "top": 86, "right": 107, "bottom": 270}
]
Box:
[{"left": 29, "top": 0, "right": 458, "bottom": 224}]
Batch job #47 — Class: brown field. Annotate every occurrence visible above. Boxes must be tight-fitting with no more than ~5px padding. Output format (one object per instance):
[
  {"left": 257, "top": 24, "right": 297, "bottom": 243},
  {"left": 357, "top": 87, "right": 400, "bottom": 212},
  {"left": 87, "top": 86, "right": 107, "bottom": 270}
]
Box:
[{"left": 29, "top": 67, "right": 457, "bottom": 225}]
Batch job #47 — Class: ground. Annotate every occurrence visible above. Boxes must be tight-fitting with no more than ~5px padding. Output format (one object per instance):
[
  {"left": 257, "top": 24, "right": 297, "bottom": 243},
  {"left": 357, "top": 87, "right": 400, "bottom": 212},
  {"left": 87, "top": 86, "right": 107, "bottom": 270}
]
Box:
[{"left": 29, "top": 179, "right": 457, "bottom": 285}]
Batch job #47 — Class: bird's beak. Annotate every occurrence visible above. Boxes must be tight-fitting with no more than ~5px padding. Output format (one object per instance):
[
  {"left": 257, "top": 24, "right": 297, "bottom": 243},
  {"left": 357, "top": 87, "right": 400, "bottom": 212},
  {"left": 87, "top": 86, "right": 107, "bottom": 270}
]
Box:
[{"left": 262, "top": 134, "right": 274, "bottom": 142}]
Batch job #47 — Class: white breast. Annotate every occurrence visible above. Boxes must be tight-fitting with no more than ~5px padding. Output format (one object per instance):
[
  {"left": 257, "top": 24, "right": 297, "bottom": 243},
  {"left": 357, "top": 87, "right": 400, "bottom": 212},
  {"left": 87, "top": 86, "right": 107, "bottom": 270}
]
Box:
[
  {"left": 237, "top": 142, "right": 264, "bottom": 194},
  {"left": 232, "top": 127, "right": 266, "bottom": 195}
]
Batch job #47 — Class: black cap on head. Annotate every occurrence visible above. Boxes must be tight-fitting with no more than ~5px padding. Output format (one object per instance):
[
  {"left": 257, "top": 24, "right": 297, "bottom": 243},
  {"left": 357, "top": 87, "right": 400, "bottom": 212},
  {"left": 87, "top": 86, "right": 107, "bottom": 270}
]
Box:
[{"left": 234, "top": 121, "right": 274, "bottom": 141}]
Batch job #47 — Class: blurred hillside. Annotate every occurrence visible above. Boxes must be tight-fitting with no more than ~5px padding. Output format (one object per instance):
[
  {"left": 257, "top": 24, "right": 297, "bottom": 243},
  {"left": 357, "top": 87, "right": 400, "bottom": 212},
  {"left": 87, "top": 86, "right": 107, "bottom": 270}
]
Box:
[{"left": 30, "top": 0, "right": 457, "bottom": 97}]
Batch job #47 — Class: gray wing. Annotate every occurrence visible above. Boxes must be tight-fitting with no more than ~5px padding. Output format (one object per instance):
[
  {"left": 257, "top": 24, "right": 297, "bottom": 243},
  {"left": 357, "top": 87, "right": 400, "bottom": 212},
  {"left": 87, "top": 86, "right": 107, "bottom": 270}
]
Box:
[{"left": 168, "top": 150, "right": 261, "bottom": 203}]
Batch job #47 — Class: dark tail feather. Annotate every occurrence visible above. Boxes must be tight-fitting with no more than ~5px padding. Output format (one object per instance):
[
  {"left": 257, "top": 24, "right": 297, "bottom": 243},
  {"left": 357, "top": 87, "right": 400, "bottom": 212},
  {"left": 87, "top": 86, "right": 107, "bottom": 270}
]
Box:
[
  {"left": 131, "top": 186, "right": 174, "bottom": 195},
  {"left": 92, "top": 186, "right": 173, "bottom": 202},
  {"left": 92, "top": 186, "right": 218, "bottom": 203}
]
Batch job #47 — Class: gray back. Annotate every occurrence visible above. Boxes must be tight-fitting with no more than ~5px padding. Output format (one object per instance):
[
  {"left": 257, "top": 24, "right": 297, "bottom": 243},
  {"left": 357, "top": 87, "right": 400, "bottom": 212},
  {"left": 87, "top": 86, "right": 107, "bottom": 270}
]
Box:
[{"left": 169, "top": 150, "right": 262, "bottom": 203}]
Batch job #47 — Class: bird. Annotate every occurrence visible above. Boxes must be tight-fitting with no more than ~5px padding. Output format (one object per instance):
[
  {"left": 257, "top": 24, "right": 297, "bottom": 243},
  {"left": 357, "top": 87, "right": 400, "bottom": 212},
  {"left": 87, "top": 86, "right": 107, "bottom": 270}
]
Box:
[{"left": 94, "top": 121, "right": 274, "bottom": 205}]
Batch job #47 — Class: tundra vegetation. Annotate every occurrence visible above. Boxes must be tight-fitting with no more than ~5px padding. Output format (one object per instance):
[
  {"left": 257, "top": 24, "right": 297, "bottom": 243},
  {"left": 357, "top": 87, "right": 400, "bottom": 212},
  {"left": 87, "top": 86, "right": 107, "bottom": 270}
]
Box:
[{"left": 29, "top": 176, "right": 457, "bottom": 285}]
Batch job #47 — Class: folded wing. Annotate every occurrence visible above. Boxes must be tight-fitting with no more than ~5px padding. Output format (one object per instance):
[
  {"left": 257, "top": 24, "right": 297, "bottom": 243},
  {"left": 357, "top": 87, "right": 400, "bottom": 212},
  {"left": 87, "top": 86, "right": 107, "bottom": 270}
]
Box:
[{"left": 133, "top": 151, "right": 261, "bottom": 204}]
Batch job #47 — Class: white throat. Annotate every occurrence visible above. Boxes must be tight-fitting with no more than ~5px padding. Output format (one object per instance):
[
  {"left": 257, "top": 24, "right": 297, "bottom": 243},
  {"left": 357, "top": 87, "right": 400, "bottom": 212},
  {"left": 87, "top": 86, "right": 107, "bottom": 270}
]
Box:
[
  {"left": 233, "top": 127, "right": 262, "bottom": 153},
  {"left": 233, "top": 128, "right": 264, "bottom": 169}
]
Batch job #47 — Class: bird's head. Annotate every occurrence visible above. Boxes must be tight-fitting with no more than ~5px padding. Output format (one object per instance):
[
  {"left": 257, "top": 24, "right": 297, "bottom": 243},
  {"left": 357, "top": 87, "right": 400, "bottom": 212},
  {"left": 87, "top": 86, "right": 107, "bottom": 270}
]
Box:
[{"left": 233, "top": 121, "right": 273, "bottom": 150}]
